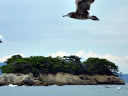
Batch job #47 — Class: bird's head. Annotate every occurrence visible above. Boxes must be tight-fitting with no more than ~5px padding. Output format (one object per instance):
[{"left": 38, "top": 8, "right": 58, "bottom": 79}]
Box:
[
  {"left": 91, "top": 15, "right": 99, "bottom": 21},
  {"left": 63, "top": 12, "right": 73, "bottom": 17}
]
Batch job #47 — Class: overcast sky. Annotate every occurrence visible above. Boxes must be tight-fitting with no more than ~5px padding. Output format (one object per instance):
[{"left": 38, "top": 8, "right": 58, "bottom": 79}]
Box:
[{"left": 0, "top": 0, "right": 128, "bottom": 73}]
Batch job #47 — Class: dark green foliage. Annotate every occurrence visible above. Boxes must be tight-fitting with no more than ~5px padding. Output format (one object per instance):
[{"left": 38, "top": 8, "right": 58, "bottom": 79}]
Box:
[
  {"left": 63, "top": 55, "right": 81, "bottom": 64},
  {"left": 5, "top": 55, "right": 23, "bottom": 64},
  {"left": 0, "top": 55, "right": 119, "bottom": 76},
  {"left": 82, "top": 58, "right": 119, "bottom": 75}
]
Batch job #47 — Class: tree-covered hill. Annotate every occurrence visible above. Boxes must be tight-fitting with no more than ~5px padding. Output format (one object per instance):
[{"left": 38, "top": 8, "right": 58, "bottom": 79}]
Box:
[{"left": 0, "top": 55, "right": 119, "bottom": 76}]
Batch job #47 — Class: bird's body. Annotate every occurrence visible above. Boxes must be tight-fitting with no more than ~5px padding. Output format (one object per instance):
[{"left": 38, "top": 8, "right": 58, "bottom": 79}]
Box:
[
  {"left": 67, "top": 12, "right": 88, "bottom": 20},
  {"left": 63, "top": 0, "right": 99, "bottom": 21}
]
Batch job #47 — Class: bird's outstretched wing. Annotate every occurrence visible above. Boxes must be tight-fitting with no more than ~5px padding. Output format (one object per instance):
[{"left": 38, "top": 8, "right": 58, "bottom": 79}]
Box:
[{"left": 76, "top": 0, "right": 95, "bottom": 14}]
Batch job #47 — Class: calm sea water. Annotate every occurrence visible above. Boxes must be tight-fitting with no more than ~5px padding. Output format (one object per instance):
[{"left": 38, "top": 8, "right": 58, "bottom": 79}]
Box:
[
  {"left": 0, "top": 63, "right": 128, "bottom": 96},
  {"left": 0, "top": 83, "right": 128, "bottom": 96}
]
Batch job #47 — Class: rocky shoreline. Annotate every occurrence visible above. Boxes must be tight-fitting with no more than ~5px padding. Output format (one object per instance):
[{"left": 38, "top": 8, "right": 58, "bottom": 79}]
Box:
[{"left": 0, "top": 73, "right": 125, "bottom": 86}]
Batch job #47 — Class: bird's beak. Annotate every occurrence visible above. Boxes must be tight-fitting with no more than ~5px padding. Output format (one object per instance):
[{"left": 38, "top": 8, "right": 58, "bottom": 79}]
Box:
[
  {"left": 63, "top": 15, "right": 69, "bottom": 17},
  {"left": 96, "top": 17, "right": 100, "bottom": 21}
]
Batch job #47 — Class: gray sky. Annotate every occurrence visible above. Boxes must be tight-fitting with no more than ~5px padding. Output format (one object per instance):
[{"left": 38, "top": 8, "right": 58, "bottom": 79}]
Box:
[{"left": 0, "top": 0, "right": 128, "bottom": 73}]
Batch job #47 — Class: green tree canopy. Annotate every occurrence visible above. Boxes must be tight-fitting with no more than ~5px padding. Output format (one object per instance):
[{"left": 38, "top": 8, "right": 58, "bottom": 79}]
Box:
[
  {"left": 0, "top": 55, "right": 119, "bottom": 76},
  {"left": 82, "top": 58, "right": 119, "bottom": 75}
]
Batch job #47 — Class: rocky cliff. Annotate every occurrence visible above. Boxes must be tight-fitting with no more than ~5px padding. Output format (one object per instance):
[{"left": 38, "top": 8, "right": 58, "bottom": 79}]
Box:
[{"left": 0, "top": 73, "right": 125, "bottom": 86}]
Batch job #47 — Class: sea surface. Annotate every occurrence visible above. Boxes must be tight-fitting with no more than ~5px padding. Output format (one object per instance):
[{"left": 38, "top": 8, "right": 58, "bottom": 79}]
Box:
[
  {"left": 0, "top": 63, "right": 128, "bottom": 96},
  {"left": 0, "top": 84, "right": 128, "bottom": 96}
]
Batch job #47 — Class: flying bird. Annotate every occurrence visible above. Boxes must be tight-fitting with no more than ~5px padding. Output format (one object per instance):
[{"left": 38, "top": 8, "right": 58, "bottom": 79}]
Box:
[
  {"left": 0, "top": 40, "right": 1, "bottom": 43},
  {"left": 63, "top": 0, "right": 99, "bottom": 21}
]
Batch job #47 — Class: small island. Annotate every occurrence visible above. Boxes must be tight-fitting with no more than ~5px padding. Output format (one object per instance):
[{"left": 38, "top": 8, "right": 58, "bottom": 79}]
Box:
[{"left": 0, "top": 55, "right": 125, "bottom": 86}]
